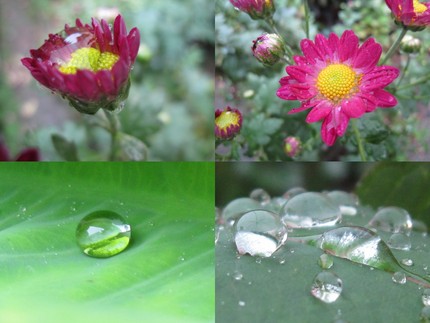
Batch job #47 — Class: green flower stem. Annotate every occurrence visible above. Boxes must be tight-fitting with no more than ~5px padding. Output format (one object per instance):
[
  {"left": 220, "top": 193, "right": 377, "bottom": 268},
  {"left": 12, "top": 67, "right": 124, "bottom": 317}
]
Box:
[
  {"left": 303, "top": 0, "right": 310, "bottom": 39},
  {"left": 396, "top": 54, "right": 410, "bottom": 87},
  {"left": 380, "top": 26, "right": 408, "bottom": 65},
  {"left": 266, "top": 18, "right": 294, "bottom": 62},
  {"left": 103, "top": 110, "right": 120, "bottom": 161},
  {"left": 397, "top": 74, "right": 430, "bottom": 91},
  {"left": 351, "top": 119, "right": 367, "bottom": 161}
]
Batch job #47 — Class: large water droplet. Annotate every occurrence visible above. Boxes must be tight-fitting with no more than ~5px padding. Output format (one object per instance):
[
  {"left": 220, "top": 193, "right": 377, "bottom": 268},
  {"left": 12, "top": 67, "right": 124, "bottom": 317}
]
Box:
[
  {"left": 318, "top": 253, "right": 334, "bottom": 269},
  {"left": 368, "top": 207, "right": 412, "bottom": 235},
  {"left": 388, "top": 233, "right": 411, "bottom": 251},
  {"left": 222, "top": 198, "right": 261, "bottom": 227},
  {"left": 326, "top": 190, "right": 359, "bottom": 216},
  {"left": 250, "top": 188, "right": 271, "bottom": 206},
  {"left": 401, "top": 258, "right": 414, "bottom": 267},
  {"left": 76, "top": 210, "right": 131, "bottom": 258},
  {"left": 315, "top": 226, "right": 399, "bottom": 272},
  {"left": 281, "top": 192, "right": 341, "bottom": 228},
  {"left": 234, "top": 210, "right": 287, "bottom": 257},
  {"left": 392, "top": 271, "right": 407, "bottom": 284},
  {"left": 310, "top": 271, "right": 342, "bottom": 303},
  {"left": 422, "top": 289, "right": 430, "bottom": 306}
]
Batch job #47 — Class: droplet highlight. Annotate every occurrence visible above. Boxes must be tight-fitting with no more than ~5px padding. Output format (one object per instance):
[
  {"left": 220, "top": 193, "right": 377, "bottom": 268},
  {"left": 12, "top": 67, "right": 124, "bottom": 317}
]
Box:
[
  {"left": 368, "top": 207, "right": 412, "bottom": 235},
  {"left": 76, "top": 210, "right": 131, "bottom": 258},
  {"left": 422, "top": 289, "right": 430, "bottom": 306},
  {"left": 234, "top": 210, "right": 287, "bottom": 257},
  {"left": 311, "top": 271, "right": 343, "bottom": 303},
  {"left": 281, "top": 192, "right": 341, "bottom": 228}
]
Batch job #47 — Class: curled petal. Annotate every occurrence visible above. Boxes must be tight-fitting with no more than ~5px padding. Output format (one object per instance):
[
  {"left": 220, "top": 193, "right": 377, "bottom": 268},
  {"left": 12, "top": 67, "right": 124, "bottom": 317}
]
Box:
[
  {"left": 341, "top": 96, "right": 366, "bottom": 118},
  {"left": 306, "top": 100, "right": 333, "bottom": 122}
]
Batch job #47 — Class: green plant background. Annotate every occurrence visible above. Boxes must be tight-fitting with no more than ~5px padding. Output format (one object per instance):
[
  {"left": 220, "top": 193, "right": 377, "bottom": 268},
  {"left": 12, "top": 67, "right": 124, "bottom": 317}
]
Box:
[
  {"left": 0, "top": 163, "right": 214, "bottom": 323},
  {"left": 216, "top": 163, "right": 430, "bottom": 322}
]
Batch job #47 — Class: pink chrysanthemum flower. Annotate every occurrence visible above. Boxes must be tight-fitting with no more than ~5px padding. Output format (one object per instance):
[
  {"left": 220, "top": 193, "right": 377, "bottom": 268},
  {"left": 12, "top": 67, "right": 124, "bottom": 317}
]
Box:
[
  {"left": 277, "top": 30, "right": 399, "bottom": 146},
  {"left": 215, "top": 107, "right": 243, "bottom": 140},
  {"left": 385, "top": 0, "right": 430, "bottom": 29},
  {"left": 21, "top": 15, "right": 140, "bottom": 114},
  {"left": 229, "top": 0, "right": 275, "bottom": 20}
]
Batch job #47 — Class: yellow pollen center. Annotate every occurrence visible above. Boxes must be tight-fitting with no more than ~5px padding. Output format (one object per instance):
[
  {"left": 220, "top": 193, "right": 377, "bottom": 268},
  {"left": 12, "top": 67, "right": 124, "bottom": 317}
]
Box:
[
  {"left": 413, "top": 0, "right": 427, "bottom": 14},
  {"left": 316, "top": 64, "right": 359, "bottom": 102},
  {"left": 216, "top": 111, "right": 240, "bottom": 130},
  {"left": 58, "top": 47, "right": 119, "bottom": 75}
]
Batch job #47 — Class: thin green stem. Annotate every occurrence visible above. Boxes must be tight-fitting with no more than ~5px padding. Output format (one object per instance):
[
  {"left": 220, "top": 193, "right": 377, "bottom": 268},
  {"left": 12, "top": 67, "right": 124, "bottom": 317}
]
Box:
[
  {"left": 397, "top": 74, "right": 430, "bottom": 91},
  {"left": 303, "top": 0, "right": 310, "bottom": 39},
  {"left": 380, "top": 27, "right": 408, "bottom": 65},
  {"left": 103, "top": 110, "right": 120, "bottom": 161},
  {"left": 396, "top": 54, "right": 410, "bottom": 87},
  {"left": 351, "top": 119, "right": 367, "bottom": 161}
]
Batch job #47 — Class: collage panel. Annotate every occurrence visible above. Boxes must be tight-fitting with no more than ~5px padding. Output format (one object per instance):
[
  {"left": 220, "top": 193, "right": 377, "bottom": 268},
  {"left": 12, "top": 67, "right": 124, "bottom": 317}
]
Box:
[
  {"left": 0, "top": 162, "right": 214, "bottom": 323},
  {"left": 216, "top": 162, "right": 430, "bottom": 322},
  {"left": 215, "top": 0, "right": 430, "bottom": 161},
  {"left": 0, "top": 0, "right": 213, "bottom": 161}
]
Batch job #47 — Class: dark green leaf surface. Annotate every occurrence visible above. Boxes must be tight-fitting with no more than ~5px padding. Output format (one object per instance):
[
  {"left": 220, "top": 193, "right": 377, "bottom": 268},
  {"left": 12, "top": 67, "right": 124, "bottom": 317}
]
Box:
[
  {"left": 217, "top": 214, "right": 430, "bottom": 322},
  {"left": 0, "top": 163, "right": 214, "bottom": 323},
  {"left": 356, "top": 163, "right": 430, "bottom": 226}
]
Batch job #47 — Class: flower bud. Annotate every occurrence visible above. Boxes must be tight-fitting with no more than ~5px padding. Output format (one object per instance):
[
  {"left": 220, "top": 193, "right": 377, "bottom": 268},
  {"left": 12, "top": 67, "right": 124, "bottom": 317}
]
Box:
[
  {"left": 215, "top": 107, "right": 243, "bottom": 140},
  {"left": 284, "top": 136, "right": 301, "bottom": 158},
  {"left": 252, "top": 33, "right": 285, "bottom": 66},
  {"left": 400, "top": 35, "right": 422, "bottom": 54},
  {"left": 230, "top": 0, "right": 275, "bottom": 20}
]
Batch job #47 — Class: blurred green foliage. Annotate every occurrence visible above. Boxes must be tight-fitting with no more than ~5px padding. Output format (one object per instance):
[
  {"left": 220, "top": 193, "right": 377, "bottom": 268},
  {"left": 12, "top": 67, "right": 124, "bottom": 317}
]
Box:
[
  {"left": 216, "top": 0, "right": 430, "bottom": 161},
  {"left": 1, "top": 0, "right": 214, "bottom": 160}
]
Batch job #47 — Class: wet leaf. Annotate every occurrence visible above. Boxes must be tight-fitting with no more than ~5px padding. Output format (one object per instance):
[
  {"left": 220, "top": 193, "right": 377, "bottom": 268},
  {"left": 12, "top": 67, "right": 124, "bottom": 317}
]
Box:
[{"left": 0, "top": 163, "right": 214, "bottom": 323}]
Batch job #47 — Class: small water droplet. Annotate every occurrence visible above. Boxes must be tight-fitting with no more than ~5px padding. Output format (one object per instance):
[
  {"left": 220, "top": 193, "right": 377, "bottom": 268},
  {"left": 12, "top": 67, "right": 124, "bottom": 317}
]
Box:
[
  {"left": 392, "top": 271, "right": 407, "bottom": 284},
  {"left": 283, "top": 187, "right": 306, "bottom": 199},
  {"left": 310, "top": 271, "right": 343, "bottom": 303},
  {"left": 387, "top": 233, "right": 411, "bottom": 251},
  {"left": 401, "top": 258, "right": 414, "bottom": 267},
  {"left": 76, "top": 210, "right": 131, "bottom": 258},
  {"left": 233, "top": 271, "right": 243, "bottom": 281},
  {"left": 255, "top": 257, "right": 262, "bottom": 264},
  {"left": 234, "top": 210, "right": 287, "bottom": 257},
  {"left": 422, "top": 289, "right": 430, "bottom": 306},
  {"left": 368, "top": 207, "right": 412, "bottom": 235},
  {"left": 279, "top": 259, "right": 286, "bottom": 265},
  {"left": 238, "top": 301, "right": 246, "bottom": 307},
  {"left": 318, "top": 254, "right": 334, "bottom": 269},
  {"left": 249, "top": 188, "right": 271, "bottom": 205},
  {"left": 281, "top": 192, "right": 341, "bottom": 228}
]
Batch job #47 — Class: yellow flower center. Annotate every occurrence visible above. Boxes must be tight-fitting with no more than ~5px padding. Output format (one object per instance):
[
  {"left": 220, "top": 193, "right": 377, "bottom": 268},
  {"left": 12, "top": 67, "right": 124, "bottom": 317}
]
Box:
[
  {"left": 216, "top": 111, "right": 241, "bottom": 130},
  {"left": 58, "top": 47, "right": 119, "bottom": 75},
  {"left": 316, "top": 64, "right": 360, "bottom": 102},
  {"left": 413, "top": 0, "right": 427, "bottom": 14}
]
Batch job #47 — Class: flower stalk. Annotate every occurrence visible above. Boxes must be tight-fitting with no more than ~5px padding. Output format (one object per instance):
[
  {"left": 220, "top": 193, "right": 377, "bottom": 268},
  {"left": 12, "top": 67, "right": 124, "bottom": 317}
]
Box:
[{"left": 380, "top": 26, "right": 408, "bottom": 65}]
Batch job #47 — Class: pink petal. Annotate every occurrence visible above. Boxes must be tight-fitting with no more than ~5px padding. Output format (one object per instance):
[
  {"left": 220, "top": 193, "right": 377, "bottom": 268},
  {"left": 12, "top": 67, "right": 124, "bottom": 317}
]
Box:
[
  {"left": 374, "top": 89, "right": 398, "bottom": 107},
  {"left": 361, "top": 66, "right": 399, "bottom": 91},
  {"left": 114, "top": 15, "right": 127, "bottom": 47},
  {"left": 127, "top": 27, "right": 140, "bottom": 62},
  {"left": 315, "top": 34, "right": 333, "bottom": 60},
  {"left": 286, "top": 65, "right": 312, "bottom": 82},
  {"left": 293, "top": 55, "right": 308, "bottom": 66},
  {"left": 353, "top": 43, "right": 382, "bottom": 72},
  {"left": 306, "top": 100, "right": 333, "bottom": 122},
  {"left": 288, "top": 99, "right": 320, "bottom": 114},
  {"left": 357, "top": 93, "right": 378, "bottom": 112},
  {"left": 97, "top": 70, "right": 116, "bottom": 96},
  {"left": 321, "top": 116, "right": 338, "bottom": 146},
  {"left": 300, "top": 39, "right": 322, "bottom": 63},
  {"left": 341, "top": 96, "right": 366, "bottom": 118},
  {"left": 339, "top": 30, "right": 359, "bottom": 62},
  {"left": 327, "top": 32, "right": 340, "bottom": 55}
]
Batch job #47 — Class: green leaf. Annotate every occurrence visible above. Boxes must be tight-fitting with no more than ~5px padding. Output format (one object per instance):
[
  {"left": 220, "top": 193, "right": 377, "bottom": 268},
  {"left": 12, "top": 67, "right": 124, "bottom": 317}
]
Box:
[
  {"left": 217, "top": 225, "right": 430, "bottom": 322},
  {"left": 0, "top": 163, "right": 214, "bottom": 323},
  {"left": 356, "top": 163, "right": 430, "bottom": 226}
]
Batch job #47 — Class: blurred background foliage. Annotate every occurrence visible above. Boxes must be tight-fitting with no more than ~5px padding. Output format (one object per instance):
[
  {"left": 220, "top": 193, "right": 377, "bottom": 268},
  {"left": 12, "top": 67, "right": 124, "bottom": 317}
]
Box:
[
  {"left": 215, "top": 0, "right": 430, "bottom": 161},
  {"left": 216, "top": 162, "right": 430, "bottom": 226},
  {"left": 0, "top": 0, "right": 214, "bottom": 160}
]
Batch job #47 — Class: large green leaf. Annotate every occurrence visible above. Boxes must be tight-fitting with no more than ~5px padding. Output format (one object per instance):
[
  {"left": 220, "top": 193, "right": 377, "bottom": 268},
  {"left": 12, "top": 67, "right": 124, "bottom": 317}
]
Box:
[
  {"left": 0, "top": 163, "right": 214, "bottom": 323},
  {"left": 356, "top": 163, "right": 430, "bottom": 226}
]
